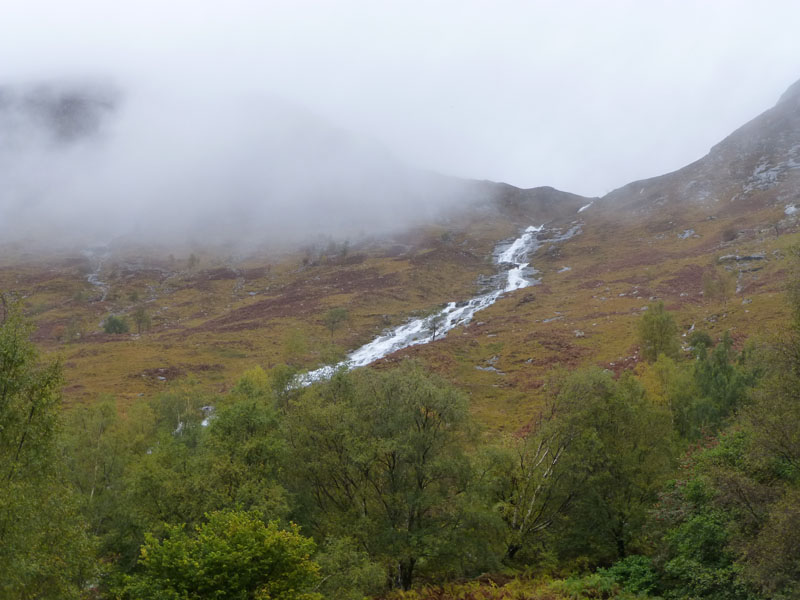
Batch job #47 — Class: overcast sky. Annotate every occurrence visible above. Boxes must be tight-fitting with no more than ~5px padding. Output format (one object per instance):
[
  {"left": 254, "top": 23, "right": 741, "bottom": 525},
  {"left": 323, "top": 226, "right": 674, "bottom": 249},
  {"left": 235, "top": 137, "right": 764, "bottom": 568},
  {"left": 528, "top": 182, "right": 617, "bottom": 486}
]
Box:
[{"left": 3, "top": 0, "right": 800, "bottom": 198}]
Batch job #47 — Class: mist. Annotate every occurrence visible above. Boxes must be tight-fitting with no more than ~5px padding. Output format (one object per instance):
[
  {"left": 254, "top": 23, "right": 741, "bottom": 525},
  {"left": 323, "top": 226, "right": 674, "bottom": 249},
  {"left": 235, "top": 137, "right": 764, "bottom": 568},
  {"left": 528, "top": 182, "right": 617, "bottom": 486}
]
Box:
[
  {"left": 0, "top": 79, "right": 483, "bottom": 250},
  {"left": 3, "top": 1, "right": 800, "bottom": 251}
]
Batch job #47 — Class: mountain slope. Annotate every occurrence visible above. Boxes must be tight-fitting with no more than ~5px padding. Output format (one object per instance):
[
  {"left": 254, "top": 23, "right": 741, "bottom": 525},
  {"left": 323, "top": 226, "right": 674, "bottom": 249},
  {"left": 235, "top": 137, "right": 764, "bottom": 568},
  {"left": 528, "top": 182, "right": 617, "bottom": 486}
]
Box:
[
  {"left": 600, "top": 77, "right": 800, "bottom": 217},
  {"left": 2, "top": 78, "right": 800, "bottom": 430}
]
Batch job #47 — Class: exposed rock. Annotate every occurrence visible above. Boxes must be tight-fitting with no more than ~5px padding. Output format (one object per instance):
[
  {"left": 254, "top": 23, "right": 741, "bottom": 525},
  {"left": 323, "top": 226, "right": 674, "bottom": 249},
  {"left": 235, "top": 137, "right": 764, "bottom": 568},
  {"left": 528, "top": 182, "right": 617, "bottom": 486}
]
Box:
[{"left": 718, "top": 253, "right": 766, "bottom": 263}]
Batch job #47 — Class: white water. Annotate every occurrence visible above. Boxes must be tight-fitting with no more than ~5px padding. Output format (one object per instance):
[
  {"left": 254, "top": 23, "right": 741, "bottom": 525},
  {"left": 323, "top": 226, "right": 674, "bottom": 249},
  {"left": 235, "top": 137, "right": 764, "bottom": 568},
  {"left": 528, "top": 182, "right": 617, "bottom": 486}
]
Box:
[
  {"left": 82, "top": 246, "right": 111, "bottom": 301},
  {"left": 296, "top": 223, "right": 580, "bottom": 386}
]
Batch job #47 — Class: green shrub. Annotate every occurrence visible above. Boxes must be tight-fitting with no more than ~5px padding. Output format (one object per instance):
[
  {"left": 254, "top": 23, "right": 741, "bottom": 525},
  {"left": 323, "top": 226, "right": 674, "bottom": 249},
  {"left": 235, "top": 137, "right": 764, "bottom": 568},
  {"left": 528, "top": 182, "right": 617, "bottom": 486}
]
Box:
[
  {"left": 121, "top": 510, "right": 321, "bottom": 600},
  {"left": 600, "top": 555, "right": 660, "bottom": 595},
  {"left": 103, "top": 315, "right": 129, "bottom": 334}
]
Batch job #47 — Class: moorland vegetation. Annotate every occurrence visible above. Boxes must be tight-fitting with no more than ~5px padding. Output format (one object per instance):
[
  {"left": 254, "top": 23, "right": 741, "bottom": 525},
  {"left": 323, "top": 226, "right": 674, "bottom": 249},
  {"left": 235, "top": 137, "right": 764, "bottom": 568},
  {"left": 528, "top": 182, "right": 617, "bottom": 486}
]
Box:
[{"left": 1, "top": 251, "right": 799, "bottom": 599}]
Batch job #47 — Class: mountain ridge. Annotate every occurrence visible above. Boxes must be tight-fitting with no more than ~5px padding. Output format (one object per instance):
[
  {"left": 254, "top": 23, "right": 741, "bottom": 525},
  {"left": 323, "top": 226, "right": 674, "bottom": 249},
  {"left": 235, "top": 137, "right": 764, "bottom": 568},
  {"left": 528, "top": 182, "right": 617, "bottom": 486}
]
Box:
[{"left": 597, "top": 77, "right": 800, "bottom": 217}]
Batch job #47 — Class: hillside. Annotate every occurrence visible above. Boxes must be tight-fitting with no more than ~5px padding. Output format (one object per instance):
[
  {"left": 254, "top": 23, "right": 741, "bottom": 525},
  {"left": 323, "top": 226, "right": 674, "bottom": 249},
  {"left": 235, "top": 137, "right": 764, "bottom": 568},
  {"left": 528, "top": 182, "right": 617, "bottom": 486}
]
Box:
[
  {"left": 2, "top": 80, "right": 800, "bottom": 431},
  {"left": 3, "top": 77, "right": 800, "bottom": 600}
]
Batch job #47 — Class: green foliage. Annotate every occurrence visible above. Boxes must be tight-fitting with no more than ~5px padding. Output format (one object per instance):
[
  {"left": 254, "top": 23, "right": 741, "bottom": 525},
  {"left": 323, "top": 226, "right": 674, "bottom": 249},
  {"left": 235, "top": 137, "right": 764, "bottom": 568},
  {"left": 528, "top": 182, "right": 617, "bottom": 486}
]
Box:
[
  {"left": 0, "top": 299, "right": 96, "bottom": 598},
  {"left": 315, "top": 537, "right": 385, "bottom": 600},
  {"left": 104, "top": 314, "right": 129, "bottom": 334},
  {"left": 786, "top": 245, "right": 800, "bottom": 327},
  {"left": 641, "top": 332, "right": 756, "bottom": 441},
  {"left": 547, "top": 572, "right": 625, "bottom": 599},
  {"left": 703, "top": 267, "right": 737, "bottom": 307},
  {"left": 551, "top": 369, "right": 676, "bottom": 562},
  {"left": 232, "top": 366, "right": 274, "bottom": 401},
  {"left": 132, "top": 305, "right": 151, "bottom": 334},
  {"left": 652, "top": 474, "right": 754, "bottom": 600},
  {"left": 688, "top": 329, "right": 714, "bottom": 354},
  {"left": 741, "top": 489, "right": 800, "bottom": 598},
  {"left": 64, "top": 397, "right": 156, "bottom": 570},
  {"left": 201, "top": 392, "right": 290, "bottom": 519},
  {"left": 6, "top": 254, "right": 798, "bottom": 599},
  {"left": 284, "top": 328, "right": 309, "bottom": 365},
  {"left": 323, "top": 307, "right": 349, "bottom": 339},
  {"left": 637, "top": 301, "right": 680, "bottom": 362},
  {"left": 491, "top": 368, "right": 677, "bottom": 566},
  {"left": 122, "top": 510, "right": 321, "bottom": 600},
  {"left": 688, "top": 331, "right": 754, "bottom": 437},
  {"left": 119, "top": 383, "right": 289, "bottom": 553},
  {"left": 284, "top": 361, "right": 502, "bottom": 589},
  {"left": 599, "top": 555, "right": 660, "bottom": 595}
]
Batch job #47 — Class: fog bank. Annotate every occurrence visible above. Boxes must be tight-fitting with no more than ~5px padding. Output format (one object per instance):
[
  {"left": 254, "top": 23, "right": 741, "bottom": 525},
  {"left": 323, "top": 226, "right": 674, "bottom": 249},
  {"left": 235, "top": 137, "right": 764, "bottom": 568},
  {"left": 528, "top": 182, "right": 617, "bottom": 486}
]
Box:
[{"left": 0, "top": 80, "right": 481, "bottom": 250}]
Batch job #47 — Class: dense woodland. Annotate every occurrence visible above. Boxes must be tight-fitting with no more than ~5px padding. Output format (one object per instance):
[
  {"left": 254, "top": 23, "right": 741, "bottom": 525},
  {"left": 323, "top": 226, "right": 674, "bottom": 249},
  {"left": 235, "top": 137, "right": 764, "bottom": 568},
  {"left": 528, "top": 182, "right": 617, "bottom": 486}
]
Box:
[{"left": 1, "top": 257, "right": 800, "bottom": 600}]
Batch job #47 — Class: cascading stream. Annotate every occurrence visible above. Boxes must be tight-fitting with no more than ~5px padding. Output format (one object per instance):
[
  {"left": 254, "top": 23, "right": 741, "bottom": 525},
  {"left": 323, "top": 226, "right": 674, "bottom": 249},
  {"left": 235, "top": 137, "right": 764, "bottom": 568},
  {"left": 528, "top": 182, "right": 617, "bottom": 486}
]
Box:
[
  {"left": 296, "top": 222, "right": 581, "bottom": 386},
  {"left": 82, "top": 246, "right": 111, "bottom": 301}
]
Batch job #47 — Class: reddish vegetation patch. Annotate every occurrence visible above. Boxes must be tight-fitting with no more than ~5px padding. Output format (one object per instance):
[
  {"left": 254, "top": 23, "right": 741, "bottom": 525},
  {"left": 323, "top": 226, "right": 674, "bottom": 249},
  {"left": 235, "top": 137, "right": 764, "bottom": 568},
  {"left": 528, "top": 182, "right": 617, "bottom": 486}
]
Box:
[
  {"left": 190, "top": 267, "right": 401, "bottom": 334},
  {"left": 378, "top": 245, "right": 411, "bottom": 259},
  {"left": 603, "top": 352, "right": 641, "bottom": 377},
  {"left": 657, "top": 264, "right": 711, "bottom": 297},
  {"left": 333, "top": 253, "right": 368, "bottom": 266},
  {"left": 69, "top": 347, "right": 103, "bottom": 358},
  {"left": 727, "top": 191, "right": 774, "bottom": 216},
  {"left": 522, "top": 331, "right": 588, "bottom": 367},
  {"left": 646, "top": 218, "right": 682, "bottom": 234},
  {"left": 241, "top": 267, "right": 268, "bottom": 279},
  {"left": 192, "top": 267, "right": 239, "bottom": 281},
  {"left": 116, "top": 268, "right": 170, "bottom": 281},
  {"left": 314, "top": 267, "right": 400, "bottom": 296},
  {"left": 136, "top": 366, "right": 185, "bottom": 381},
  {"left": 577, "top": 279, "right": 606, "bottom": 290},
  {"left": 605, "top": 249, "right": 674, "bottom": 271},
  {"left": 410, "top": 245, "right": 481, "bottom": 268},
  {"left": 135, "top": 363, "right": 223, "bottom": 382},
  {"left": 86, "top": 332, "right": 135, "bottom": 343},
  {"left": 612, "top": 274, "right": 654, "bottom": 286},
  {"left": 58, "top": 256, "right": 91, "bottom": 269},
  {"left": 32, "top": 318, "right": 70, "bottom": 342}
]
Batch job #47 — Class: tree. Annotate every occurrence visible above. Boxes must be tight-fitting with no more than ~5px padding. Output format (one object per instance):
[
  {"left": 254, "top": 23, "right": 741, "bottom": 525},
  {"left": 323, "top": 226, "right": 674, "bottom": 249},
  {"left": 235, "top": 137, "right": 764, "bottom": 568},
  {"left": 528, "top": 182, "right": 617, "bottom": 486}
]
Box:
[
  {"left": 132, "top": 306, "right": 151, "bottom": 334},
  {"left": 637, "top": 301, "right": 680, "bottom": 362},
  {"left": 703, "top": 267, "right": 737, "bottom": 307},
  {"left": 104, "top": 314, "right": 129, "bottom": 334},
  {"left": 645, "top": 282, "right": 800, "bottom": 600},
  {"left": 323, "top": 307, "right": 349, "bottom": 340},
  {"left": 284, "top": 361, "right": 500, "bottom": 589},
  {"left": 492, "top": 371, "right": 590, "bottom": 561},
  {"left": 493, "top": 368, "right": 677, "bottom": 564},
  {"left": 314, "top": 537, "right": 384, "bottom": 600},
  {"left": 121, "top": 510, "right": 321, "bottom": 600},
  {"left": 0, "top": 297, "right": 96, "bottom": 598},
  {"left": 430, "top": 313, "right": 445, "bottom": 341},
  {"left": 690, "top": 331, "right": 754, "bottom": 436},
  {"left": 64, "top": 396, "right": 157, "bottom": 572}
]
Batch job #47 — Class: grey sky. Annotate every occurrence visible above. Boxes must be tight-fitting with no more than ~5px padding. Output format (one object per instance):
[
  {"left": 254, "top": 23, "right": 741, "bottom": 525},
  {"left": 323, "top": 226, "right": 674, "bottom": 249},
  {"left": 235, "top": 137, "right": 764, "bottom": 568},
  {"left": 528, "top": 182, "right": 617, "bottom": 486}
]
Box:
[{"left": 3, "top": 0, "right": 800, "bottom": 198}]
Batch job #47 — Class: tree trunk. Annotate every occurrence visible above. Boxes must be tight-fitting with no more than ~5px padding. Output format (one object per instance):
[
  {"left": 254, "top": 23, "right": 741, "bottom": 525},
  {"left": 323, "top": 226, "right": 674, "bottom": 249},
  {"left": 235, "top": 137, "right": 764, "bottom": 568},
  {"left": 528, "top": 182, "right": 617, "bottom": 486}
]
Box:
[
  {"left": 616, "top": 534, "right": 626, "bottom": 559},
  {"left": 398, "top": 557, "right": 416, "bottom": 590},
  {"left": 506, "top": 543, "right": 521, "bottom": 561}
]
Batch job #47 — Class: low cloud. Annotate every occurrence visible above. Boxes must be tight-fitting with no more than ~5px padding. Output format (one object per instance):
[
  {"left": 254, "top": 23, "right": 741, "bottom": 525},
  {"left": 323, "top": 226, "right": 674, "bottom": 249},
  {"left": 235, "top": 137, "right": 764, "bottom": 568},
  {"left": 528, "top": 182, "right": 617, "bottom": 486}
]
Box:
[{"left": 0, "top": 80, "right": 480, "bottom": 250}]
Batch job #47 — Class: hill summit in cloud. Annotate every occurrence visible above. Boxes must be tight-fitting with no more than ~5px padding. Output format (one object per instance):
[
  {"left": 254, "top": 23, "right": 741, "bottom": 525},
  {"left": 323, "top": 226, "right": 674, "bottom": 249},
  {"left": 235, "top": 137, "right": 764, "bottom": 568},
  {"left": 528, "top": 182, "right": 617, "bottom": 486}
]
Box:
[{"left": 0, "top": 80, "right": 588, "bottom": 250}]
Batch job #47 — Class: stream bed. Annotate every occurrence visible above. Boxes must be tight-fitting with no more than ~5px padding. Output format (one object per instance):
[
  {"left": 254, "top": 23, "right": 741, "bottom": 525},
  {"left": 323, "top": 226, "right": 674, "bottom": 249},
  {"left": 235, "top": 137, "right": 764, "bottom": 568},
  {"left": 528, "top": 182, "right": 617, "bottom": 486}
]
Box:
[{"left": 297, "top": 222, "right": 580, "bottom": 386}]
